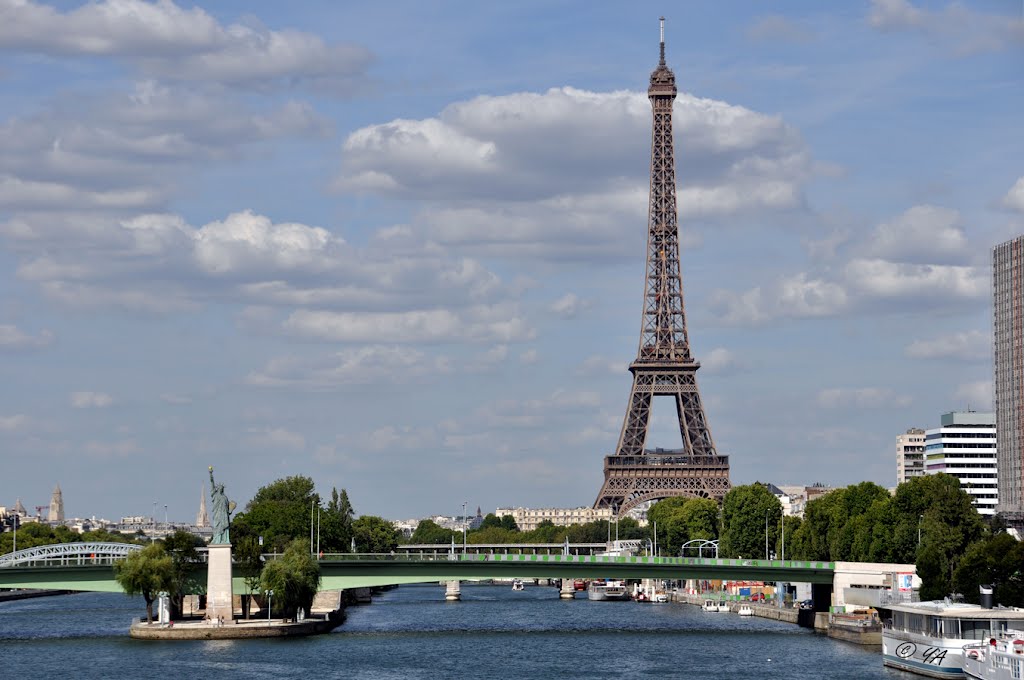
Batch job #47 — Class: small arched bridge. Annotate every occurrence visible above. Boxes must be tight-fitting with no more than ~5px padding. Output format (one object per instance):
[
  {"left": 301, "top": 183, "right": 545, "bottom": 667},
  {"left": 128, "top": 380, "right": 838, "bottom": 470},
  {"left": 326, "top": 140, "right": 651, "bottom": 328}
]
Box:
[{"left": 0, "top": 542, "right": 142, "bottom": 568}]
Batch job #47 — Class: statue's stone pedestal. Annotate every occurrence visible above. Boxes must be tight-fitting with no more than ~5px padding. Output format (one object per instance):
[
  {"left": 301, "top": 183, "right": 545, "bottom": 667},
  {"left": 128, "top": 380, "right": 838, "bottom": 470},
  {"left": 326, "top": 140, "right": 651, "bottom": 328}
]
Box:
[{"left": 206, "top": 543, "right": 234, "bottom": 623}]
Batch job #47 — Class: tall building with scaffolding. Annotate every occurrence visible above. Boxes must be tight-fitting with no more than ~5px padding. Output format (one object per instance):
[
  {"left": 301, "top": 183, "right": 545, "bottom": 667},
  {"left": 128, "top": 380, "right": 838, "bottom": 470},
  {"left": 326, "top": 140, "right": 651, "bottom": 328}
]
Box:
[
  {"left": 994, "top": 236, "right": 1024, "bottom": 530},
  {"left": 48, "top": 484, "right": 64, "bottom": 523}
]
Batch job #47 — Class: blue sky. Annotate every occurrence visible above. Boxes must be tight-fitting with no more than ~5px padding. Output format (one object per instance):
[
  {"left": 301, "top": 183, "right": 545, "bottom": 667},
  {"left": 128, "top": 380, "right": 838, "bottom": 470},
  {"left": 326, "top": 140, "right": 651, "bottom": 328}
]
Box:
[{"left": 1, "top": 0, "right": 1022, "bottom": 522}]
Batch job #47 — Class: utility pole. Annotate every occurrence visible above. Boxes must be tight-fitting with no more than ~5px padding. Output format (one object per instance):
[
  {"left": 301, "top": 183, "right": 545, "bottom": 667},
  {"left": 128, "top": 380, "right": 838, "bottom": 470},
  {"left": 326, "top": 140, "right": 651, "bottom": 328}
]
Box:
[
  {"left": 462, "top": 501, "right": 467, "bottom": 555},
  {"left": 765, "top": 510, "right": 769, "bottom": 561}
]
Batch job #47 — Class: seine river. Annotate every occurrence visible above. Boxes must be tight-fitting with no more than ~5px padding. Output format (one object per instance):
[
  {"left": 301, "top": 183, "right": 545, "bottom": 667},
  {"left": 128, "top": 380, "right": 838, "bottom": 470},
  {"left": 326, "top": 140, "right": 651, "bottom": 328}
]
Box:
[{"left": 1, "top": 585, "right": 914, "bottom": 679}]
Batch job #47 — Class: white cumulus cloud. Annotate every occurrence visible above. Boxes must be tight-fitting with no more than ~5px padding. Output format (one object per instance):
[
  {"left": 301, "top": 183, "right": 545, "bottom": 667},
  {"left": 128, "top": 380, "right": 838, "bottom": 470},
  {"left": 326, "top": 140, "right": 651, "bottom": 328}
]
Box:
[
  {"left": 905, "top": 330, "right": 989, "bottom": 361},
  {"left": 71, "top": 391, "right": 113, "bottom": 408},
  {"left": 0, "top": 0, "right": 372, "bottom": 88},
  {"left": 868, "top": 0, "right": 1024, "bottom": 55},
  {"left": 866, "top": 205, "right": 967, "bottom": 264},
  {"left": 1003, "top": 177, "right": 1024, "bottom": 213},
  {"left": 0, "top": 324, "right": 53, "bottom": 349}
]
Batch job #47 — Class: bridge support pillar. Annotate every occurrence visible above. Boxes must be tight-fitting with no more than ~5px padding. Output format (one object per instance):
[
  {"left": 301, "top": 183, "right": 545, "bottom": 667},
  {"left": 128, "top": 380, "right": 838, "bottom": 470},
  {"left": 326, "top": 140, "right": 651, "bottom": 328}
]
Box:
[
  {"left": 445, "top": 580, "right": 461, "bottom": 601},
  {"left": 560, "top": 577, "right": 576, "bottom": 599}
]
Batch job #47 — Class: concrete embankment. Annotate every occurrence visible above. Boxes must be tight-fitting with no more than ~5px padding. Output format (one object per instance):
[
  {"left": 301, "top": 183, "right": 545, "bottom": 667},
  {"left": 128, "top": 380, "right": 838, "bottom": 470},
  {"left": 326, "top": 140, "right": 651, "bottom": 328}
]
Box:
[
  {"left": 671, "top": 592, "right": 800, "bottom": 624},
  {"left": 130, "top": 613, "right": 343, "bottom": 640},
  {"left": 134, "top": 589, "right": 348, "bottom": 640},
  {"left": 0, "top": 589, "right": 73, "bottom": 603}
]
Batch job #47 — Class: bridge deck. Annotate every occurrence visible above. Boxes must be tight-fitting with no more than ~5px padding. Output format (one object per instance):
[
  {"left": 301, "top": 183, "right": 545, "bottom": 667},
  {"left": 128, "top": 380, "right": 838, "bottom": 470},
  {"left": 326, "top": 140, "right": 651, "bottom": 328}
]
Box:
[{"left": 0, "top": 553, "right": 835, "bottom": 592}]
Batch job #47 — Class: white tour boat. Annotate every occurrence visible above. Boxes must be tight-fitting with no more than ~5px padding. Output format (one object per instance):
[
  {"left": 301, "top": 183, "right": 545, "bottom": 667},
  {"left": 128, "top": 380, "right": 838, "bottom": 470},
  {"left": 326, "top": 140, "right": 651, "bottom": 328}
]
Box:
[
  {"left": 511, "top": 579, "right": 525, "bottom": 591},
  {"left": 883, "top": 600, "right": 1024, "bottom": 678},
  {"left": 717, "top": 602, "right": 731, "bottom": 612},
  {"left": 703, "top": 599, "right": 722, "bottom": 612},
  {"left": 962, "top": 630, "right": 1024, "bottom": 680},
  {"left": 588, "top": 579, "right": 629, "bottom": 601},
  {"left": 738, "top": 605, "right": 754, "bottom": 617}
]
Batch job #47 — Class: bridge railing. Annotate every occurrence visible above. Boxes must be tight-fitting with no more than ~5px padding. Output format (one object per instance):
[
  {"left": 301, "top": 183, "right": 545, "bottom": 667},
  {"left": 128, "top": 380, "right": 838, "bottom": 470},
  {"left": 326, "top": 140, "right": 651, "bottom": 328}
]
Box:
[{"left": 293, "top": 552, "right": 834, "bottom": 570}]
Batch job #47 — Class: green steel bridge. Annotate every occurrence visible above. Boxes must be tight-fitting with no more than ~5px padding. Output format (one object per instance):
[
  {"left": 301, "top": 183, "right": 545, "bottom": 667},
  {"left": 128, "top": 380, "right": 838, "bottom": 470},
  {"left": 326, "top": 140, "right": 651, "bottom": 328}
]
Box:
[{"left": 0, "top": 542, "right": 836, "bottom": 594}]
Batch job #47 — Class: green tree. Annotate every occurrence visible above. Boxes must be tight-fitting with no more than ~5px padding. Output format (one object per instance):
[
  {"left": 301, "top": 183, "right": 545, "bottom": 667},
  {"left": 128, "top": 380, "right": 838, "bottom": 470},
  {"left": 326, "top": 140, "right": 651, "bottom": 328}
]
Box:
[
  {"left": 895, "top": 474, "right": 984, "bottom": 599},
  {"left": 776, "top": 515, "right": 801, "bottom": 560},
  {"left": 352, "top": 515, "right": 399, "bottom": 553},
  {"left": 680, "top": 498, "right": 720, "bottom": 541},
  {"left": 479, "top": 513, "right": 503, "bottom": 530},
  {"left": 719, "top": 483, "right": 782, "bottom": 559},
  {"left": 952, "top": 533, "right": 1024, "bottom": 607},
  {"left": 320, "top": 487, "right": 355, "bottom": 552},
  {"left": 113, "top": 543, "right": 173, "bottom": 623},
  {"left": 235, "top": 535, "right": 264, "bottom": 619},
  {"left": 260, "top": 539, "right": 321, "bottom": 619},
  {"left": 468, "top": 526, "right": 520, "bottom": 544},
  {"left": 232, "top": 475, "right": 319, "bottom": 552},
  {"left": 161, "top": 530, "right": 202, "bottom": 619},
  {"left": 647, "top": 497, "right": 690, "bottom": 533},
  {"left": 531, "top": 520, "right": 561, "bottom": 544},
  {"left": 410, "top": 519, "right": 458, "bottom": 544},
  {"left": 500, "top": 515, "right": 520, "bottom": 532},
  {"left": 790, "top": 490, "right": 844, "bottom": 560}
]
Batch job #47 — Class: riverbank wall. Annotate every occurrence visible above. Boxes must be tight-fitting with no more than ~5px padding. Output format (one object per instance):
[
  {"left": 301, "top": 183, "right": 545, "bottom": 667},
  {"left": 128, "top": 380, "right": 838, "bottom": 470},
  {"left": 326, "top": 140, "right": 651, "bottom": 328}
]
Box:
[
  {"left": 0, "top": 589, "right": 73, "bottom": 602},
  {"left": 671, "top": 592, "right": 800, "bottom": 624}
]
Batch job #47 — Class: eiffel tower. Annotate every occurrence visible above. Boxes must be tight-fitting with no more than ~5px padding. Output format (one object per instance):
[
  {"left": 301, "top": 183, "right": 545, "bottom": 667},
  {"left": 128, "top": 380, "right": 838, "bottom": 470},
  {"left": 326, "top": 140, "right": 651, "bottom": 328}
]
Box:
[{"left": 594, "top": 18, "right": 731, "bottom": 515}]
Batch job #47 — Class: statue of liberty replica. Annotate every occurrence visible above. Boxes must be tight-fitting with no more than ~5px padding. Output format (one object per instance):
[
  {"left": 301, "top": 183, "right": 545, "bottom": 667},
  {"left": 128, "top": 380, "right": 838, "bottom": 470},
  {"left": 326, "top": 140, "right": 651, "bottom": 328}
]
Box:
[
  {"left": 209, "top": 466, "right": 235, "bottom": 544},
  {"left": 206, "top": 466, "right": 236, "bottom": 624}
]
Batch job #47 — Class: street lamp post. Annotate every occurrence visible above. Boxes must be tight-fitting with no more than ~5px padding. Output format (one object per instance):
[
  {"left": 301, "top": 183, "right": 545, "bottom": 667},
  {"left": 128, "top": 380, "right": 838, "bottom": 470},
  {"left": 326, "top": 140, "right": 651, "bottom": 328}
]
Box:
[
  {"left": 765, "top": 510, "right": 769, "bottom": 561},
  {"left": 164, "top": 504, "right": 168, "bottom": 528},
  {"left": 918, "top": 514, "right": 923, "bottom": 546},
  {"left": 781, "top": 514, "right": 785, "bottom": 562},
  {"left": 265, "top": 590, "right": 273, "bottom": 624},
  {"left": 462, "top": 502, "right": 467, "bottom": 555}
]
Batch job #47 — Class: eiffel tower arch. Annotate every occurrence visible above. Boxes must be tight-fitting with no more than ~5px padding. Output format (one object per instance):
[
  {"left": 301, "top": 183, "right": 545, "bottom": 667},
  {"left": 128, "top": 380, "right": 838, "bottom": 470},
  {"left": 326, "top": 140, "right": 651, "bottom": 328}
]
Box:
[{"left": 594, "top": 19, "right": 731, "bottom": 516}]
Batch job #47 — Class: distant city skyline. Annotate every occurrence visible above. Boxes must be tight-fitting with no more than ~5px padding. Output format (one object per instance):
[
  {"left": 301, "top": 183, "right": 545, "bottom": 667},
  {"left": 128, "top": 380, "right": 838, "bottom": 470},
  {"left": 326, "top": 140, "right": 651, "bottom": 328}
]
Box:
[{"left": 0, "top": 1, "right": 1022, "bottom": 519}]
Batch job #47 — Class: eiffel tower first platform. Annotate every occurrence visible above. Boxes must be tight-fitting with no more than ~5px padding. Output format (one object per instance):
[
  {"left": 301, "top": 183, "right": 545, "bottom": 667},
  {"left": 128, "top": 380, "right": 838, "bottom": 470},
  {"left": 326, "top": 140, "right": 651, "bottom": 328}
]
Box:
[{"left": 594, "top": 19, "right": 731, "bottom": 515}]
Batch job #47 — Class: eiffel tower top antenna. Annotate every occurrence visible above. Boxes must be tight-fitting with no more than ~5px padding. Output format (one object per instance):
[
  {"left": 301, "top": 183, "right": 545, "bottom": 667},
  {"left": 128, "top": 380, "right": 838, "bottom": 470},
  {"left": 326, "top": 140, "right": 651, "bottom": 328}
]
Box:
[{"left": 659, "top": 16, "right": 665, "bottom": 65}]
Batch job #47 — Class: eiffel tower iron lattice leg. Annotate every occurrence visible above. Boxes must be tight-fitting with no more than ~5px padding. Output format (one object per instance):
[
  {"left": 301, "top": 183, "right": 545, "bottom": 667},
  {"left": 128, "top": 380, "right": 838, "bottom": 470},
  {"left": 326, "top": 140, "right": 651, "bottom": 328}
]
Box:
[{"left": 594, "top": 19, "right": 731, "bottom": 516}]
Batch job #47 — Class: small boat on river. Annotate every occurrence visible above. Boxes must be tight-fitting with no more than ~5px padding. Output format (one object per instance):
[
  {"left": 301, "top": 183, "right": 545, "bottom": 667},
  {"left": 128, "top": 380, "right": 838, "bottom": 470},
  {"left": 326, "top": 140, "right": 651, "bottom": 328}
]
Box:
[
  {"left": 511, "top": 579, "right": 525, "bottom": 591},
  {"left": 703, "top": 599, "right": 722, "bottom": 612},
  {"left": 588, "top": 580, "right": 629, "bottom": 601},
  {"left": 738, "top": 605, "right": 753, "bottom": 617}
]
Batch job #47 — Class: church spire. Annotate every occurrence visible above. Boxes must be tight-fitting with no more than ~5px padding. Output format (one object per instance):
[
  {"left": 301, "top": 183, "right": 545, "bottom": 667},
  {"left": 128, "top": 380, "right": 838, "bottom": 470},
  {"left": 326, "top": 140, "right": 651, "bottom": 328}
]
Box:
[
  {"left": 196, "top": 484, "right": 210, "bottom": 527},
  {"left": 48, "top": 484, "right": 64, "bottom": 523}
]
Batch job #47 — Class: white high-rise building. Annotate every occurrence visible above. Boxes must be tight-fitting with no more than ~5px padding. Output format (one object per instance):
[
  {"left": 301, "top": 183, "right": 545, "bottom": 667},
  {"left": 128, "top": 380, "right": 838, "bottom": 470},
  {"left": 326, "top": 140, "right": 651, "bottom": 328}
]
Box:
[
  {"left": 925, "top": 412, "right": 998, "bottom": 516},
  {"left": 897, "top": 428, "right": 927, "bottom": 485},
  {"left": 993, "top": 236, "right": 1024, "bottom": 530}
]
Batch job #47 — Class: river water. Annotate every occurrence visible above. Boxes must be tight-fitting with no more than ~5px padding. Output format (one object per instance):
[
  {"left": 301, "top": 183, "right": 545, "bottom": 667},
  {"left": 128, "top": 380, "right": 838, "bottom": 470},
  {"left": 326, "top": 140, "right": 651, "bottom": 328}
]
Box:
[{"left": 1, "top": 585, "right": 914, "bottom": 679}]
